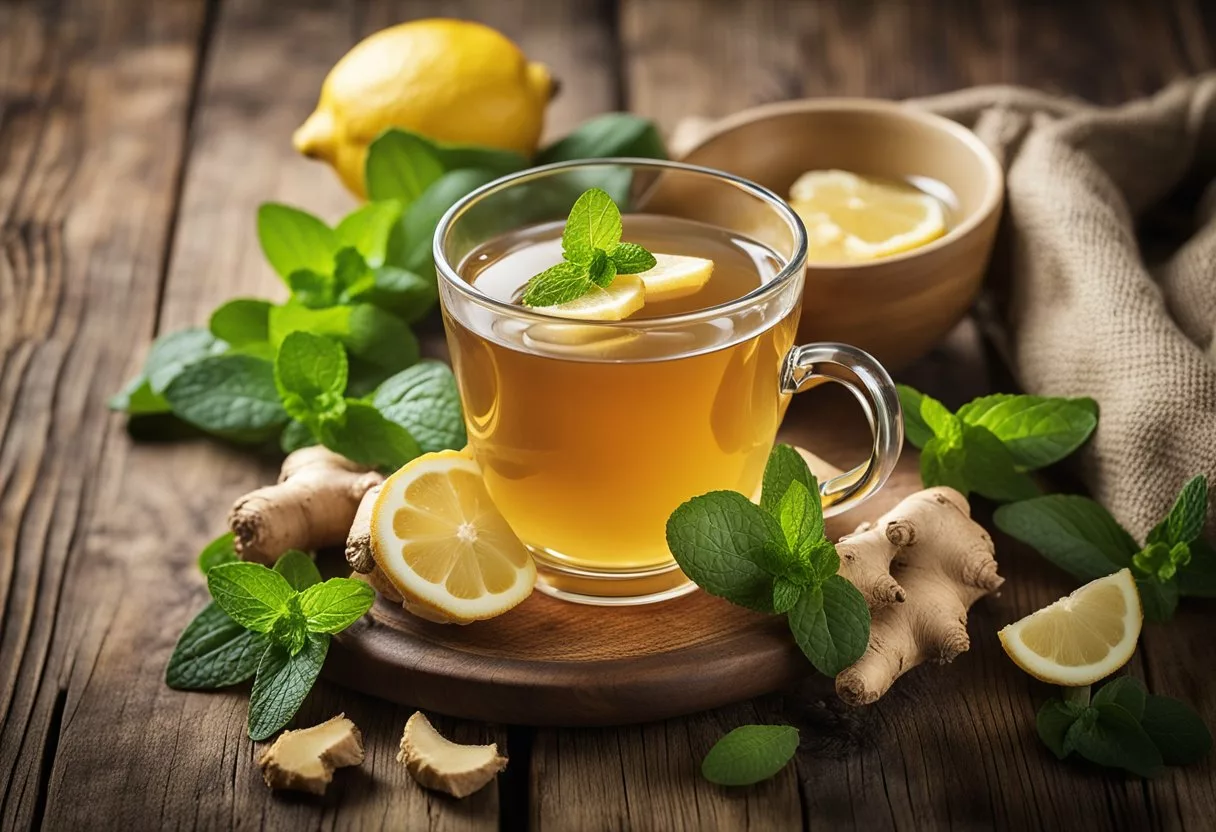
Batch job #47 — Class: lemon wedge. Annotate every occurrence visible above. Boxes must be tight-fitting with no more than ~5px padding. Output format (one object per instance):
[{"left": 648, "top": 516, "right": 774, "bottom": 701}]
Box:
[
  {"left": 370, "top": 449, "right": 535, "bottom": 623},
  {"left": 533, "top": 274, "right": 645, "bottom": 321},
  {"left": 998, "top": 569, "right": 1142, "bottom": 686},
  {"left": 789, "top": 169, "right": 946, "bottom": 262},
  {"left": 636, "top": 254, "right": 714, "bottom": 301}
]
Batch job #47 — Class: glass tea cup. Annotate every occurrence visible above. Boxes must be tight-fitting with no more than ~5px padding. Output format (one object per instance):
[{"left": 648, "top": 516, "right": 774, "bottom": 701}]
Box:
[{"left": 434, "top": 159, "right": 902, "bottom": 605}]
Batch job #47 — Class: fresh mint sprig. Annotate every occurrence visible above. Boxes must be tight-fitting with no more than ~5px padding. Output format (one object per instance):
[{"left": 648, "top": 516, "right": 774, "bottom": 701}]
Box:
[
  {"left": 165, "top": 536, "right": 374, "bottom": 740},
  {"left": 1036, "top": 677, "right": 1210, "bottom": 777},
  {"left": 898, "top": 385, "right": 1098, "bottom": 501},
  {"left": 666, "top": 444, "right": 870, "bottom": 676},
  {"left": 520, "top": 188, "right": 658, "bottom": 307},
  {"left": 995, "top": 474, "right": 1212, "bottom": 621}
]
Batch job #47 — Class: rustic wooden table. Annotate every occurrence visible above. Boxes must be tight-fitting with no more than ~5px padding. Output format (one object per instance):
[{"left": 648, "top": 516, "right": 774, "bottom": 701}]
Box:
[{"left": 3, "top": 0, "right": 1215, "bottom": 829}]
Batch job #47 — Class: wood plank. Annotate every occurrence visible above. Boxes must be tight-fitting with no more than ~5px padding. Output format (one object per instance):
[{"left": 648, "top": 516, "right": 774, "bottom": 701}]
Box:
[{"left": 0, "top": 1, "right": 210, "bottom": 829}]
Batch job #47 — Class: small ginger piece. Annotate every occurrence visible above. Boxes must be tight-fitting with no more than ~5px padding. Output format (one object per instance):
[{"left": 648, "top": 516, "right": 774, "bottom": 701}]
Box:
[
  {"left": 397, "top": 712, "right": 506, "bottom": 798},
  {"left": 835, "top": 487, "right": 1003, "bottom": 706},
  {"left": 230, "top": 447, "right": 383, "bottom": 564},
  {"left": 258, "top": 714, "right": 365, "bottom": 795}
]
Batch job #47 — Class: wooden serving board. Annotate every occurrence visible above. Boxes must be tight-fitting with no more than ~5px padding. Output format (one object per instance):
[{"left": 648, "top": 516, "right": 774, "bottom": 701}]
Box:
[{"left": 327, "top": 386, "right": 925, "bottom": 726}]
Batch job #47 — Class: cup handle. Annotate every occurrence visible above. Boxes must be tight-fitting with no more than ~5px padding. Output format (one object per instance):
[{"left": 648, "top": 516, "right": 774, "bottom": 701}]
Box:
[{"left": 779, "top": 343, "right": 904, "bottom": 517}]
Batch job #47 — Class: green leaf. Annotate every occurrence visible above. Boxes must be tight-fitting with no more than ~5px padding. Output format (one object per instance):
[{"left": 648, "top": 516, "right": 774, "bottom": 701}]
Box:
[
  {"left": 247, "top": 633, "right": 329, "bottom": 741},
  {"left": 665, "top": 491, "right": 781, "bottom": 612},
  {"left": 537, "top": 113, "right": 667, "bottom": 165},
  {"left": 759, "top": 444, "right": 816, "bottom": 517},
  {"left": 961, "top": 424, "right": 1040, "bottom": 502},
  {"left": 144, "top": 329, "right": 228, "bottom": 394},
  {"left": 257, "top": 203, "right": 336, "bottom": 281},
  {"left": 610, "top": 242, "right": 657, "bottom": 274},
  {"left": 206, "top": 561, "right": 295, "bottom": 633},
  {"left": 287, "top": 269, "right": 337, "bottom": 308},
  {"left": 787, "top": 575, "right": 871, "bottom": 676},
  {"left": 372, "top": 361, "right": 467, "bottom": 453},
  {"left": 562, "top": 188, "right": 622, "bottom": 263},
  {"left": 428, "top": 141, "right": 527, "bottom": 175},
  {"left": 335, "top": 200, "right": 403, "bottom": 268},
  {"left": 209, "top": 299, "right": 272, "bottom": 347},
  {"left": 163, "top": 354, "right": 287, "bottom": 437},
  {"left": 777, "top": 480, "right": 822, "bottom": 564},
  {"left": 298, "top": 578, "right": 375, "bottom": 633},
  {"left": 520, "top": 261, "right": 592, "bottom": 307},
  {"left": 333, "top": 246, "right": 373, "bottom": 297},
  {"left": 365, "top": 129, "right": 445, "bottom": 204},
  {"left": 273, "top": 550, "right": 322, "bottom": 591},
  {"left": 957, "top": 394, "right": 1098, "bottom": 471},
  {"left": 268, "top": 302, "right": 351, "bottom": 347},
  {"left": 346, "top": 266, "right": 437, "bottom": 323},
  {"left": 269, "top": 595, "right": 309, "bottom": 655},
  {"left": 343, "top": 305, "right": 419, "bottom": 373},
  {"left": 993, "top": 496, "right": 1136, "bottom": 581},
  {"left": 109, "top": 375, "right": 170, "bottom": 415},
  {"left": 700, "top": 725, "right": 798, "bottom": 786},
  {"left": 390, "top": 168, "right": 502, "bottom": 273},
  {"left": 274, "top": 332, "right": 348, "bottom": 422},
  {"left": 280, "top": 419, "right": 318, "bottom": 454},
  {"left": 1037, "top": 698, "right": 1085, "bottom": 759},
  {"left": 165, "top": 603, "right": 269, "bottom": 690},
  {"left": 1179, "top": 540, "right": 1216, "bottom": 597},
  {"left": 1093, "top": 676, "right": 1147, "bottom": 720},
  {"left": 1136, "top": 575, "right": 1179, "bottom": 622},
  {"left": 1067, "top": 703, "right": 1165, "bottom": 778},
  {"left": 1140, "top": 695, "right": 1213, "bottom": 766},
  {"left": 771, "top": 577, "right": 803, "bottom": 614},
  {"left": 198, "top": 532, "right": 237, "bottom": 574},
  {"left": 319, "top": 400, "right": 420, "bottom": 471},
  {"left": 586, "top": 249, "right": 616, "bottom": 288},
  {"left": 920, "top": 435, "right": 969, "bottom": 494},
  {"left": 895, "top": 385, "right": 935, "bottom": 449},
  {"left": 1154, "top": 475, "right": 1209, "bottom": 546},
  {"left": 919, "top": 393, "right": 960, "bottom": 440}
]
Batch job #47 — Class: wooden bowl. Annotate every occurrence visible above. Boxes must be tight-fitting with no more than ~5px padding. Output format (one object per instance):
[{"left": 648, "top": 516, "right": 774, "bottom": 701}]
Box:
[{"left": 679, "top": 99, "right": 1004, "bottom": 370}]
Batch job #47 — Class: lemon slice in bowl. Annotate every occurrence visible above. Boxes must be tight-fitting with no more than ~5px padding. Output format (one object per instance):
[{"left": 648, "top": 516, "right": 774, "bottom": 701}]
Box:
[
  {"left": 636, "top": 254, "right": 714, "bottom": 301},
  {"left": 532, "top": 274, "right": 645, "bottom": 321},
  {"left": 789, "top": 169, "right": 946, "bottom": 262},
  {"left": 998, "top": 568, "right": 1142, "bottom": 686},
  {"left": 370, "top": 449, "right": 535, "bottom": 623}
]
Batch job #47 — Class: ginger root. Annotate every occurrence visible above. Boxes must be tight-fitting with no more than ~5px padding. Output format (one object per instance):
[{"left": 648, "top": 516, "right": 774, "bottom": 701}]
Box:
[
  {"left": 397, "top": 711, "right": 507, "bottom": 798},
  {"left": 229, "top": 447, "right": 383, "bottom": 564},
  {"left": 257, "top": 714, "right": 365, "bottom": 795},
  {"left": 834, "top": 487, "right": 1003, "bottom": 706}
]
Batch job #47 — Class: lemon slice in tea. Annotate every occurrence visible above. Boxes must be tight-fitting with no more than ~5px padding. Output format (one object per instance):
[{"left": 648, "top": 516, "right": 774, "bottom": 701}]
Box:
[
  {"left": 789, "top": 169, "right": 946, "bottom": 262},
  {"left": 370, "top": 449, "right": 536, "bottom": 623},
  {"left": 532, "top": 273, "right": 645, "bottom": 321},
  {"left": 998, "top": 568, "right": 1142, "bottom": 686},
  {"left": 636, "top": 253, "right": 714, "bottom": 301}
]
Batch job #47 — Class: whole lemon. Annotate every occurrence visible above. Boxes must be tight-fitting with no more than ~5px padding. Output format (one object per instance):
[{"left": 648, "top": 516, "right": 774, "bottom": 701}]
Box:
[{"left": 294, "top": 20, "right": 553, "bottom": 198}]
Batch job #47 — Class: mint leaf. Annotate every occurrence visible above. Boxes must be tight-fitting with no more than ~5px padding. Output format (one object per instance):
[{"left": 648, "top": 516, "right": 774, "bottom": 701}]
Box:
[
  {"left": 759, "top": 444, "right": 816, "bottom": 517},
  {"left": 319, "top": 400, "right": 420, "bottom": 471},
  {"left": 165, "top": 603, "right": 269, "bottom": 690},
  {"left": 919, "top": 392, "right": 960, "bottom": 439},
  {"left": 701, "top": 724, "right": 798, "bottom": 786},
  {"left": 896, "top": 385, "right": 935, "bottom": 448},
  {"left": 586, "top": 249, "right": 616, "bottom": 288},
  {"left": 1037, "top": 698, "right": 1085, "bottom": 759},
  {"left": 163, "top": 354, "right": 287, "bottom": 437},
  {"left": 198, "top": 532, "right": 238, "bottom": 574},
  {"left": 298, "top": 578, "right": 375, "bottom": 633},
  {"left": 210, "top": 299, "right": 271, "bottom": 347},
  {"left": 247, "top": 633, "right": 329, "bottom": 741},
  {"left": 520, "top": 261, "right": 591, "bottom": 307},
  {"left": 1093, "top": 676, "right": 1147, "bottom": 720},
  {"left": 206, "top": 562, "right": 295, "bottom": 633},
  {"left": 920, "top": 435, "right": 969, "bottom": 494},
  {"left": 666, "top": 491, "right": 780, "bottom": 612},
  {"left": 365, "top": 129, "right": 445, "bottom": 204},
  {"left": 373, "top": 361, "right": 467, "bottom": 453},
  {"left": 537, "top": 114, "right": 666, "bottom": 166},
  {"left": 344, "top": 305, "right": 419, "bottom": 373},
  {"left": 1179, "top": 540, "right": 1216, "bottom": 597},
  {"left": 268, "top": 302, "right": 351, "bottom": 346},
  {"left": 1149, "top": 475, "right": 1209, "bottom": 546},
  {"left": 787, "top": 575, "right": 870, "bottom": 676},
  {"left": 280, "top": 419, "right": 318, "bottom": 454},
  {"left": 1140, "top": 695, "right": 1212, "bottom": 765},
  {"left": 961, "top": 424, "right": 1040, "bottom": 502},
  {"left": 269, "top": 595, "right": 308, "bottom": 655},
  {"left": 390, "top": 168, "right": 501, "bottom": 273},
  {"left": 427, "top": 141, "right": 527, "bottom": 175},
  {"left": 957, "top": 394, "right": 1098, "bottom": 471},
  {"left": 562, "top": 188, "right": 623, "bottom": 262},
  {"left": 274, "top": 332, "right": 348, "bottom": 422},
  {"left": 771, "top": 577, "right": 803, "bottom": 614},
  {"left": 994, "top": 496, "right": 1136, "bottom": 581},
  {"left": 336, "top": 200, "right": 403, "bottom": 268},
  {"left": 333, "top": 247, "right": 373, "bottom": 297},
  {"left": 287, "top": 269, "right": 337, "bottom": 308},
  {"left": 610, "top": 242, "right": 657, "bottom": 274},
  {"left": 144, "top": 329, "right": 227, "bottom": 394},
  {"left": 345, "top": 266, "right": 436, "bottom": 323},
  {"left": 257, "top": 203, "right": 335, "bottom": 280},
  {"left": 1135, "top": 575, "right": 1179, "bottom": 622},
  {"left": 777, "top": 480, "right": 821, "bottom": 563},
  {"left": 1067, "top": 703, "right": 1165, "bottom": 777},
  {"left": 109, "top": 375, "right": 170, "bottom": 415},
  {"left": 273, "top": 550, "right": 322, "bottom": 592}
]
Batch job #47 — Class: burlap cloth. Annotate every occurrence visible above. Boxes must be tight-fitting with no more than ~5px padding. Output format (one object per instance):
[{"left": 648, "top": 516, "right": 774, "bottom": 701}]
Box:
[{"left": 911, "top": 81, "right": 1216, "bottom": 543}]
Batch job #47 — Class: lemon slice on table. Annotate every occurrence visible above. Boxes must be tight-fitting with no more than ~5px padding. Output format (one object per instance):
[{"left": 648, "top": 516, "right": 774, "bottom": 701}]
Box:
[
  {"left": 370, "top": 449, "right": 535, "bottom": 623},
  {"left": 998, "top": 569, "right": 1142, "bottom": 686},
  {"left": 789, "top": 169, "right": 946, "bottom": 262},
  {"left": 532, "top": 274, "right": 646, "bottom": 321},
  {"left": 636, "top": 254, "right": 714, "bottom": 301}
]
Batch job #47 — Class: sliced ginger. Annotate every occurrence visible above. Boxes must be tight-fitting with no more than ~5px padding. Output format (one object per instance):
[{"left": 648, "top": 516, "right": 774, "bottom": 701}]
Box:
[
  {"left": 398, "top": 712, "right": 507, "bottom": 798},
  {"left": 257, "top": 714, "right": 365, "bottom": 795}
]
